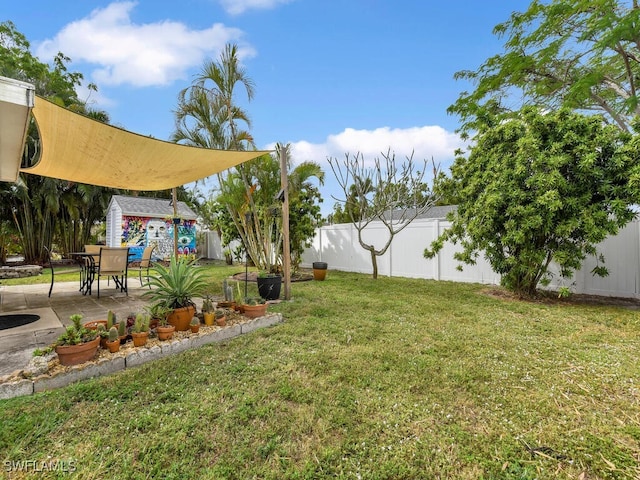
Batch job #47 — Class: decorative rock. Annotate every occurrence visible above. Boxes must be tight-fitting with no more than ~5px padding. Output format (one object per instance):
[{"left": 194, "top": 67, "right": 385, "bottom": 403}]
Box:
[
  {"left": 125, "top": 345, "right": 163, "bottom": 368},
  {"left": 0, "top": 265, "right": 43, "bottom": 279},
  {"left": 0, "top": 379, "right": 33, "bottom": 399},
  {"left": 0, "top": 315, "right": 283, "bottom": 400},
  {"left": 24, "top": 356, "right": 50, "bottom": 377},
  {"left": 241, "top": 314, "right": 283, "bottom": 334}
]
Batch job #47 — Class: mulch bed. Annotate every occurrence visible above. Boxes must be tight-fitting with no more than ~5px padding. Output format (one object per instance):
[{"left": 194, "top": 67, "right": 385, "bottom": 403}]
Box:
[
  {"left": 482, "top": 287, "right": 640, "bottom": 309},
  {"left": 231, "top": 271, "right": 313, "bottom": 282}
]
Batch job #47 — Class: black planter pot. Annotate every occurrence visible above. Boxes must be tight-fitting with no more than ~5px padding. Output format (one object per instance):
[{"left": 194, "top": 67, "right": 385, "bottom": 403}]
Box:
[{"left": 257, "top": 275, "right": 282, "bottom": 300}]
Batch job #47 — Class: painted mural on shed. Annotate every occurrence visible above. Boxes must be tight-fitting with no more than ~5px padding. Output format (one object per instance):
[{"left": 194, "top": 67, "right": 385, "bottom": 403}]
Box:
[{"left": 106, "top": 195, "right": 197, "bottom": 261}]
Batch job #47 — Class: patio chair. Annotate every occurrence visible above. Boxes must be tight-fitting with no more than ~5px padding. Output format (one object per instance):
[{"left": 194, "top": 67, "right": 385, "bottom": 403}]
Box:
[
  {"left": 84, "top": 244, "right": 101, "bottom": 268},
  {"left": 95, "top": 247, "right": 130, "bottom": 298},
  {"left": 128, "top": 245, "right": 155, "bottom": 288},
  {"left": 45, "top": 246, "right": 82, "bottom": 297}
]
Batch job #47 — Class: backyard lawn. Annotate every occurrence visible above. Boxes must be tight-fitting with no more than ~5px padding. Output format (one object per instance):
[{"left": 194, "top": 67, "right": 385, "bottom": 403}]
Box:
[{"left": 0, "top": 266, "right": 639, "bottom": 479}]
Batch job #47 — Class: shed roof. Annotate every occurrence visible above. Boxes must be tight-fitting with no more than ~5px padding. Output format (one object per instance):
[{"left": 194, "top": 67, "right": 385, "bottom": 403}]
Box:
[{"left": 110, "top": 195, "right": 197, "bottom": 220}]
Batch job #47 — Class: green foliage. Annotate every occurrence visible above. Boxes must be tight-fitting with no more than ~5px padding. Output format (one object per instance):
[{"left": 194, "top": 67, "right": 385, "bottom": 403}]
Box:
[
  {"left": 3, "top": 271, "right": 640, "bottom": 478},
  {"left": 425, "top": 107, "right": 640, "bottom": 296},
  {"left": 108, "top": 326, "right": 119, "bottom": 342},
  {"left": 133, "top": 314, "right": 150, "bottom": 334},
  {"left": 145, "top": 302, "right": 172, "bottom": 326},
  {"left": 118, "top": 319, "right": 126, "bottom": 337},
  {"left": 450, "top": 0, "right": 640, "bottom": 135},
  {"left": 213, "top": 148, "right": 324, "bottom": 273},
  {"left": 190, "top": 316, "right": 200, "bottom": 326},
  {"left": 0, "top": 21, "right": 116, "bottom": 263},
  {"left": 143, "top": 256, "right": 208, "bottom": 309},
  {"left": 55, "top": 314, "right": 97, "bottom": 346},
  {"left": 106, "top": 310, "right": 116, "bottom": 330}
]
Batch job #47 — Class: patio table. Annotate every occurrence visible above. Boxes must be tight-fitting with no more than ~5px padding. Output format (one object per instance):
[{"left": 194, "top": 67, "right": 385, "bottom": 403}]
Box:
[{"left": 69, "top": 252, "right": 96, "bottom": 295}]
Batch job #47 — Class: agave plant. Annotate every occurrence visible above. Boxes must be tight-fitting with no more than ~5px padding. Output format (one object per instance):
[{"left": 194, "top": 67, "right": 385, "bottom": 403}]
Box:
[{"left": 143, "top": 256, "right": 208, "bottom": 310}]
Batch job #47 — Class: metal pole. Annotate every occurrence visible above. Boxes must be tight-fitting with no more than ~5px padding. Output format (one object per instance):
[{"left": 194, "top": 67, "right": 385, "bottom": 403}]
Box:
[{"left": 172, "top": 187, "right": 179, "bottom": 258}]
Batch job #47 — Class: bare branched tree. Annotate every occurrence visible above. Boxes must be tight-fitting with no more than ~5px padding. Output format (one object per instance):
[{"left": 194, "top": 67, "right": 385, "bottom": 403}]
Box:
[{"left": 329, "top": 150, "right": 439, "bottom": 279}]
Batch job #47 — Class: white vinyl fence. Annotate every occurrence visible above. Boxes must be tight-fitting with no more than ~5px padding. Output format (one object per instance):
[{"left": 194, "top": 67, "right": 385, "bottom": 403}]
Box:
[{"left": 301, "top": 218, "right": 640, "bottom": 299}]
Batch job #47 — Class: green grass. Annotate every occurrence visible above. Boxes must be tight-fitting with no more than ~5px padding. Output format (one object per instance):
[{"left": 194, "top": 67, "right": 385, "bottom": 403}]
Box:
[{"left": 1, "top": 268, "right": 639, "bottom": 479}]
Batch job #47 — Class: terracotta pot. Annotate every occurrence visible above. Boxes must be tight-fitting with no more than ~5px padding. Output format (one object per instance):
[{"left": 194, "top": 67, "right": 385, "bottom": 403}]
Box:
[
  {"left": 215, "top": 315, "right": 226, "bottom": 327},
  {"left": 83, "top": 320, "right": 107, "bottom": 330},
  {"left": 106, "top": 339, "right": 120, "bottom": 353},
  {"left": 218, "top": 301, "right": 235, "bottom": 309},
  {"left": 131, "top": 331, "right": 149, "bottom": 347},
  {"left": 156, "top": 324, "right": 175, "bottom": 341},
  {"left": 190, "top": 324, "right": 200, "bottom": 333},
  {"left": 55, "top": 337, "right": 100, "bottom": 366},
  {"left": 167, "top": 306, "right": 196, "bottom": 331},
  {"left": 203, "top": 312, "right": 215, "bottom": 326},
  {"left": 243, "top": 304, "right": 268, "bottom": 319}
]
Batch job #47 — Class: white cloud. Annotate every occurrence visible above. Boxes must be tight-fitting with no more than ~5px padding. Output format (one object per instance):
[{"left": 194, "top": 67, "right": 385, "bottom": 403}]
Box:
[
  {"left": 219, "top": 0, "right": 295, "bottom": 15},
  {"left": 35, "top": 1, "right": 253, "bottom": 87},
  {"left": 272, "top": 125, "right": 466, "bottom": 171}
]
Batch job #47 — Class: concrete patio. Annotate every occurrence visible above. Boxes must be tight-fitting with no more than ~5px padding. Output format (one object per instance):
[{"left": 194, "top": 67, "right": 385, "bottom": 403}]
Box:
[{"left": 0, "top": 280, "right": 167, "bottom": 377}]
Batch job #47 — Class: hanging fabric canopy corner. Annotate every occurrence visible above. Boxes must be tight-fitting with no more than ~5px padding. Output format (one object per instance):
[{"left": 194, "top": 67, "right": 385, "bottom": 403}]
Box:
[{"left": 0, "top": 77, "right": 269, "bottom": 189}]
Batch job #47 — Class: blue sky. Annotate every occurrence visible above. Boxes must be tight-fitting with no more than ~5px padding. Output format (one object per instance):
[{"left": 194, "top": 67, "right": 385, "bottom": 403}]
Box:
[{"left": 6, "top": 0, "right": 531, "bottom": 214}]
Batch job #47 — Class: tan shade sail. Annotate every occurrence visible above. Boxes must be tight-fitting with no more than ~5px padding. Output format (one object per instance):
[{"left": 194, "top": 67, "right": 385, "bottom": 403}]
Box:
[{"left": 21, "top": 96, "right": 269, "bottom": 190}]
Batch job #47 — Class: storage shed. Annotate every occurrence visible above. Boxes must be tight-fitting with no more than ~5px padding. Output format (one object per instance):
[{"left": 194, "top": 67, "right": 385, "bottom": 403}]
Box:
[{"left": 106, "top": 195, "right": 198, "bottom": 261}]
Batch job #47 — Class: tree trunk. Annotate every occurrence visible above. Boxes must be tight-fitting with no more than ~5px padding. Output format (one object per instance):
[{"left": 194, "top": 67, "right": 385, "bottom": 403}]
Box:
[{"left": 370, "top": 248, "right": 378, "bottom": 280}]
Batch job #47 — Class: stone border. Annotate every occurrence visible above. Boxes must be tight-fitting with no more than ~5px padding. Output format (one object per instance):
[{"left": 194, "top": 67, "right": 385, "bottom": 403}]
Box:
[
  {"left": 0, "top": 313, "right": 283, "bottom": 400},
  {"left": 0, "top": 265, "right": 43, "bottom": 279}
]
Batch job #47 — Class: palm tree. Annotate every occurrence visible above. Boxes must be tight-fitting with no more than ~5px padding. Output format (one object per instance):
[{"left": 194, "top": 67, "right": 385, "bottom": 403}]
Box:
[
  {"left": 172, "top": 43, "right": 255, "bottom": 152},
  {"left": 172, "top": 43, "right": 262, "bottom": 262}
]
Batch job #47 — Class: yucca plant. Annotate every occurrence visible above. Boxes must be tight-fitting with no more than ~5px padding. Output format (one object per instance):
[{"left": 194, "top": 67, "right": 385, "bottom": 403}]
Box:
[{"left": 143, "top": 256, "right": 208, "bottom": 310}]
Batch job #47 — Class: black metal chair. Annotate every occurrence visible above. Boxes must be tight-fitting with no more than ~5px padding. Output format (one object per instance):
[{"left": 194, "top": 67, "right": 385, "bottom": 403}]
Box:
[
  {"left": 128, "top": 245, "right": 155, "bottom": 288},
  {"left": 44, "top": 246, "right": 82, "bottom": 297}
]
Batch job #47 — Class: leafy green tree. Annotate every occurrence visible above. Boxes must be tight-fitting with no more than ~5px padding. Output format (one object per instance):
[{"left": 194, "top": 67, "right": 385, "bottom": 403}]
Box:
[
  {"left": 212, "top": 151, "right": 324, "bottom": 272},
  {"left": 0, "top": 21, "right": 115, "bottom": 263},
  {"left": 330, "top": 150, "right": 438, "bottom": 279},
  {"left": 450, "top": 0, "right": 640, "bottom": 136},
  {"left": 425, "top": 107, "right": 640, "bottom": 296}
]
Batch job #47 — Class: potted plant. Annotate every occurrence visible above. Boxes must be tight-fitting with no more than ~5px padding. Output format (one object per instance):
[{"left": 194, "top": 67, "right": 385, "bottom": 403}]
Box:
[
  {"left": 118, "top": 319, "right": 128, "bottom": 344},
  {"left": 218, "top": 279, "right": 236, "bottom": 309},
  {"left": 257, "top": 271, "right": 282, "bottom": 301},
  {"left": 83, "top": 309, "right": 116, "bottom": 332},
  {"left": 54, "top": 314, "right": 100, "bottom": 366},
  {"left": 147, "top": 303, "right": 175, "bottom": 341},
  {"left": 105, "top": 326, "right": 120, "bottom": 353},
  {"left": 202, "top": 295, "right": 215, "bottom": 326},
  {"left": 242, "top": 297, "right": 268, "bottom": 319},
  {"left": 131, "top": 313, "right": 150, "bottom": 347},
  {"left": 214, "top": 308, "right": 227, "bottom": 326},
  {"left": 143, "top": 256, "right": 208, "bottom": 331},
  {"left": 96, "top": 323, "right": 108, "bottom": 349},
  {"left": 190, "top": 316, "right": 200, "bottom": 333}
]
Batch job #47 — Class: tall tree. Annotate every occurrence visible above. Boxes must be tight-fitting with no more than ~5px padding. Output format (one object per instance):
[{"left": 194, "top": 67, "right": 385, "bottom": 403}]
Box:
[
  {"left": 329, "top": 150, "right": 438, "bottom": 279},
  {"left": 425, "top": 107, "right": 640, "bottom": 297},
  {"left": 0, "top": 21, "right": 114, "bottom": 263},
  {"left": 450, "top": 0, "right": 640, "bottom": 136}
]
